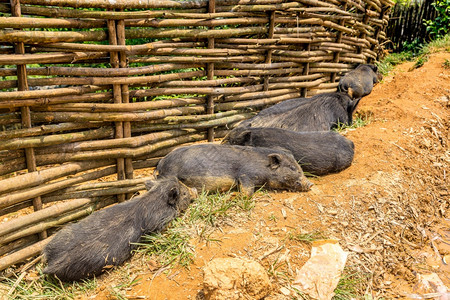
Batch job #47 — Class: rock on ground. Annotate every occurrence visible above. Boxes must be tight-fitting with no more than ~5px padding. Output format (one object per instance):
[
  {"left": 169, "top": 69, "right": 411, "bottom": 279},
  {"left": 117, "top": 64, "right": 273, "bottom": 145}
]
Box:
[{"left": 202, "top": 257, "right": 271, "bottom": 300}]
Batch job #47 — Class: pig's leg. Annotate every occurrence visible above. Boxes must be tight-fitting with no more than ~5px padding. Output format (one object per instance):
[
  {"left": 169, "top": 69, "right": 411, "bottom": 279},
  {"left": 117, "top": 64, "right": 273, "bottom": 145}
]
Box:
[{"left": 238, "top": 175, "right": 255, "bottom": 197}]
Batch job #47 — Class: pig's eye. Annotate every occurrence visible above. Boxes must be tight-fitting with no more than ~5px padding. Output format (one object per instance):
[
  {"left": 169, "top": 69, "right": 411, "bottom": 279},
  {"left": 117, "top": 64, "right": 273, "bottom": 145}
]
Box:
[{"left": 290, "top": 166, "right": 297, "bottom": 171}]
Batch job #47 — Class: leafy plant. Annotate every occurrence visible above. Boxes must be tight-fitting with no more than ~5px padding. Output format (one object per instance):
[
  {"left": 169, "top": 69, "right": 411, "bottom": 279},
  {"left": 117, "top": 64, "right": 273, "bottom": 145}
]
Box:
[{"left": 424, "top": 0, "right": 450, "bottom": 39}]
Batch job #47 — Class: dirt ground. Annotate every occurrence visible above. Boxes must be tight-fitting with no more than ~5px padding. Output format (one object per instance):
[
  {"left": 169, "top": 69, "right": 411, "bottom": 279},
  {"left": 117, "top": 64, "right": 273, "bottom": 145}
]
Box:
[{"left": 81, "top": 51, "right": 449, "bottom": 299}]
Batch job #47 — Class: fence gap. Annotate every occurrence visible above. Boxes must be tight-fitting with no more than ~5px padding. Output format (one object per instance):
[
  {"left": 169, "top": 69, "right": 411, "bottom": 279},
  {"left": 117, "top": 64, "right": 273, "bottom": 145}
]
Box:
[
  {"left": 10, "top": 0, "right": 47, "bottom": 240},
  {"left": 107, "top": 16, "right": 126, "bottom": 203},
  {"left": 206, "top": 0, "right": 216, "bottom": 142},
  {"left": 263, "top": 11, "right": 276, "bottom": 91},
  {"left": 331, "top": 3, "right": 348, "bottom": 83},
  {"left": 301, "top": 43, "right": 311, "bottom": 98}
]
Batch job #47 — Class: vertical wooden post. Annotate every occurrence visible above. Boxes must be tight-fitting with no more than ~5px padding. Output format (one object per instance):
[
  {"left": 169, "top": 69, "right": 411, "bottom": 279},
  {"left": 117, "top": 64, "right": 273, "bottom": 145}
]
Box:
[
  {"left": 107, "top": 17, "right": 126, "bottom": 203},
  {"left": 263, "top": 11, "right": 276, "bottom": 91},
  {"left": 10, "top": 0, "right": 47, "bottom": 240},
  {"left": 331, "top": 3, "right": 347, "bottom": 83},
  {"left": 116, "top": 16, "right": 134, "bottom": 199},
  {"left": 206, "top": 0, "right": 216, "bottom": 142}
]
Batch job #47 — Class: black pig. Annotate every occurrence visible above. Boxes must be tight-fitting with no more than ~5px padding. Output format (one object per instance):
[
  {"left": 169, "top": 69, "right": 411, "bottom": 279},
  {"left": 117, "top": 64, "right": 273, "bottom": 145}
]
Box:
[
  {"left": 338, "top": 64, "right": 382, "bottom": 99},
  {"left": 43, "top": 177, "right": 197, "bottom": 281},
  {"left": 223, "top": 127, "right": 354, "bottom": 175},
  {"left": 236, "top": 92, "right": 359, "bottom": 132},
  {"left": 155, "top": 144, "right": 312, "bottom": 196}
]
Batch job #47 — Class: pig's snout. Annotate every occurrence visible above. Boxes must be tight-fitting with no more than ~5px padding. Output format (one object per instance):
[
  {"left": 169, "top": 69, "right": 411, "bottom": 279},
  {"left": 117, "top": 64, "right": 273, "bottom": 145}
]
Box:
[
  {"left": 297, "top": 178, "right": 313, "bottom": 191},
  {"left": 189, "top": 187, "right": 198, "bottom": 199}
]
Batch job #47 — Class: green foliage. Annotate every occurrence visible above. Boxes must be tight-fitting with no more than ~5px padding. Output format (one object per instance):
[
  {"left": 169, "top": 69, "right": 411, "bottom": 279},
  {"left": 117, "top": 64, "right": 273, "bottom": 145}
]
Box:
[
  {"left": 401, "top": 38, "right": 424, "bottom": 55},
  {"left": 424, "top": 0, "right": 450, "bottom": 39}
]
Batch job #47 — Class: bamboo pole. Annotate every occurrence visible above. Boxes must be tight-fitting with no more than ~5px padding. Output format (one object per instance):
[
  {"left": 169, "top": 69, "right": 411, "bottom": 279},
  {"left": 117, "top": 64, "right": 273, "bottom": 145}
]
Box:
[
  {"left": 31, "top": 98, "right": 204, "bottom": 113},
  {"left": 0, "top": 237, "right": 50, "bottom": 272},
  {"left": 35, "top": 129, "right": 196, "bottom": 153},
  {"left": 0, "top": 127, "right": 113, "bottom": 150},
  {"left": 0, "top": 70, "right": 205, "bottom": 90},
  {"left": 10, "top": 0, "right": 47, "bottom": 240},
  {"left": 117, "top": 16, "right": 134, "bottom": 198},
  {"left": 30, "top": 106, "right": 206, "bottom": 122},
  {"left": 129, "top": 55, "right": 265, "bottom": 64},
  {"left": 19, "top": 0, "right": 208, "bottom": 9},
  {"left": 0, "top": 235, "right": 38, "bottom": 257},
  {"left": 0, "top": 63, "right": 203, "bottom": 77},
  {"left": 41, "top": 186, "right": 145, "bottom": 204},
  {"left": 0, "top": 163, "right": 118, "bottom": 212},
  {"left": 223, "top": 88, "right": 302, "bottom": 102},
  {"left": 0, "top": 194, "right": 136, "bottom": 246},
  {"left": 0, "top": 85, "right": 105, "bottom": 101},
  {"left": 0, "top": 16, "right": 106, "bottom": 28},
  {"left": 108, "top": 16, "right": 126, "bottom": 203},
  {"left": 0, "top": 160, "right": 114, "bottom": 195},
  {"left": 215, "top": 92, "right": 306, "bottom": 111},
  {"left": 0, "top": 122, "right": 106, "bottom": 140},
  {"left": 38, "top": 132, "right": 207, "bottom": 162},
  {"left": 129, "top": 85, "right": 263, "bottom": 98},
  {"left": 0, "top": 198, "right": 92, "bottom": 237},
  {"left": 0, "top": 27, "right": 267, "bottom": 43},
  {"left": 0, "top": 3, "right": 256, "bottom": 19},
  {"left": 131, "top": 114, "right": 252, "bottom": 132}
]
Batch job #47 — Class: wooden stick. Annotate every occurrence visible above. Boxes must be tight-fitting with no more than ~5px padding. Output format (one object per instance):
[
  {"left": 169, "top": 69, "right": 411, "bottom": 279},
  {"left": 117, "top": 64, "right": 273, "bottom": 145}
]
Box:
[
  {"left": 0, "top": 163, "right": 118, "bottom": 211},
  {"left": 0, "top": 160, "right": 114, "bottom": 195},
  {"left": 0, "top": 122, "right": 106, "bottom": 140},
  {"left": 0, "top": 238, "right": 50, "bottom": 272},
  {"left": 0, "top": 127, "right": 113, "bottom": 151},
  {"left": 19, "top": 0, "right": 208, "bottom": 9}
]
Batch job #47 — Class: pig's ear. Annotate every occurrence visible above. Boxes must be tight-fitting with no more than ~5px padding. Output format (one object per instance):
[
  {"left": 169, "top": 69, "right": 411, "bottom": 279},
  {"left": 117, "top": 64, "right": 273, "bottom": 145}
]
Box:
[
  {"left": 167, "top": 186, "right": 179, "bottom": 206},
  {"left": 268, "top": 153, "right": 282, "bottom": 169},
  {"left": 144, "top": 180, "right": 156, "bottom": 191},
  {"left": 371, "top": 65, "right": 378, "bottom": 73},
  {"left": 238, "top": 130, "right": 252, "bottom": 145}
]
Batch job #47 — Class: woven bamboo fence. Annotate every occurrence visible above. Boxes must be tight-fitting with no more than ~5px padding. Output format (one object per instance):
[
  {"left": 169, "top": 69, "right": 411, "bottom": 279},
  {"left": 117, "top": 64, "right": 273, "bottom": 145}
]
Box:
[{"left": 0, "top": 0, "right": 393, "bottom": 274}]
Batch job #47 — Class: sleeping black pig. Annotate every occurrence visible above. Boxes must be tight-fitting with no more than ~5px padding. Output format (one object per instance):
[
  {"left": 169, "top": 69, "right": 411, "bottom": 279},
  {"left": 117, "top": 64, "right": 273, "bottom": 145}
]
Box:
[
  {"left": 223, "top": 127, "right": 354, "bottom": 175},
  {"left": 43, "top": 177, "right": 197, "bottom": 281},
  {"left": 155, "top": 144, "right": 312, "bottom": 196},
  {"left": 236, "top": 92, "right": 360, "bottom": 132}
]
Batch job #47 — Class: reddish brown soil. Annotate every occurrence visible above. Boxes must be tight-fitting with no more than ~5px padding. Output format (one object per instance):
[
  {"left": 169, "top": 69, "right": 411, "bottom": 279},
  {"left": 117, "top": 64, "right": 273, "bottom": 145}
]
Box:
[{"left": 80, "top": 51, "right": 449, "bottom": 299}]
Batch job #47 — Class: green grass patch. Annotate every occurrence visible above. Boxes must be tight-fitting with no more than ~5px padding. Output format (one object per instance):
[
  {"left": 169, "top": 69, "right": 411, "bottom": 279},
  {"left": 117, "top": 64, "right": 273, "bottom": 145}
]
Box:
[
  {"left": 333, "top": 111, "right": 372, "bottom": 133},
  {"left": 287, "top": 230, "right": 328, "bottom": 243},
  {"left": 333, "top": 267, "right": 371, "bottom": 300},
  {"left": 1, "top": 266, "right": 97, "bottom": 300},
  {"left": 134, "top": 190, "right": 256, "bottom": 268},
  {"left": 377, "top": 33, "right": 450, "bottom": 76}
]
